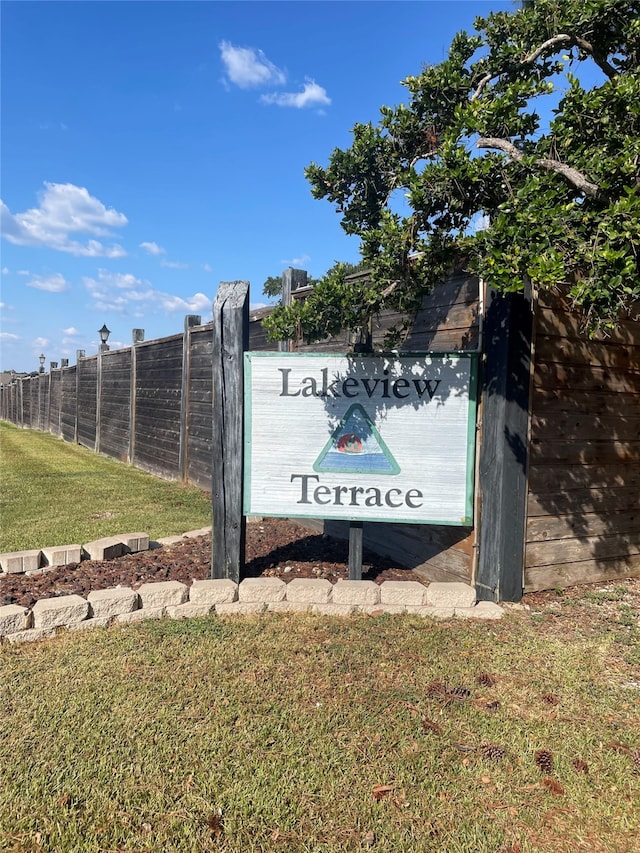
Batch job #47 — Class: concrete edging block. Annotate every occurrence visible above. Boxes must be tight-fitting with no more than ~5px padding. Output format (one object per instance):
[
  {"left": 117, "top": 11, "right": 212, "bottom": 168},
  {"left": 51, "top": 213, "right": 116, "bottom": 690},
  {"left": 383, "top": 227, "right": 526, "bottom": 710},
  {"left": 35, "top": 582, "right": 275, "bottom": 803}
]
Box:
[
  {"left": 82, "top": 537, "right": 124, "bottom": 561},
  {"left": 138, "top": 581, "right": 188, "bottom": 609},
  {"left": 32, "top": 595, "right": 90, "bottom": 629},
  {"left": 285, "top": 578, "right": 332, "bottom": 604},
  {"left": 88, "top": 587, "right": 139, "bottom": 619},
  {"left": 426, "top": 582, "right": 476, "bottom": 609},
  {"left": 380, "top": 580, "right": 429, "bottom": 606},
  {"left": 117, "top": 607, "right": 166, "bottom": 624},
  {"left": 332, "top": 580, "right": 380, "bottom": 606},
  {"left": 120, "top": 532, "right": 150, "bottom": 553},
  {"left": 166, "top": 602, "right": 214, "bottom": 619},
  {"left": 238, "top": 577, "right": 286, "bottom": 603},
  {"left": 0, "top": 549, "right": 42, "bottom": 574},
  {"left": 0, "top": 604, "right": 32, "bottom": 636},
  {"left": 41, "top": 545, "right": 82, "bottom": 567},
  {"left": 189, "top": 579, "right": 238, "bottom": 605}
]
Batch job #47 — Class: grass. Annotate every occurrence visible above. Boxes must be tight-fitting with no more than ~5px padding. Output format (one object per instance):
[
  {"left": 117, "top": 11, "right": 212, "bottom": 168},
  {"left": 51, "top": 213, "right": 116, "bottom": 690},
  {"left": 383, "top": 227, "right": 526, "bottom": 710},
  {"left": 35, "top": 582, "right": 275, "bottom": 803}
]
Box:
[
  {"left": 0, "top": 422, "right": 211, "bottom": 552},
  {"left": 1, "top": 610, "right": 639, "bottom": 853}
]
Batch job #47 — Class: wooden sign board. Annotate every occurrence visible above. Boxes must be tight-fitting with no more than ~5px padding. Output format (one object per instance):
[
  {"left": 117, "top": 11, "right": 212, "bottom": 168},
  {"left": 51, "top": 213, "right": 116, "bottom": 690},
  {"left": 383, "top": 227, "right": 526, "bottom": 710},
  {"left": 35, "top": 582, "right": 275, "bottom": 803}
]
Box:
[{"left": 244, "top": 353, "right": 478, "bottom": 525}]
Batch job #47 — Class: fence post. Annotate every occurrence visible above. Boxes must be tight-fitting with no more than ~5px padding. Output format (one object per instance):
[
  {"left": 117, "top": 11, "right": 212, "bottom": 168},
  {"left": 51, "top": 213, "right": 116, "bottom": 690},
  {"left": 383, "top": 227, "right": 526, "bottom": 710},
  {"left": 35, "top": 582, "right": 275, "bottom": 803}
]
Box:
[
  {"left": 279, "top": 267, "right": 307, "bottom": 353},
  {"left": 75, "top": 350, "right": 85, "bottom": 443},
  {"left": 211, "top": 281, "right": 249, "bottom": 581},
  {"left": 95, "top": 351, "right": 103, "bottom": 453},
  {"left": 179, "top": 315, "right": 202, "bottom": 481},
  {"left": 476, "top": 286, "right": 533, "bottom": 603}
]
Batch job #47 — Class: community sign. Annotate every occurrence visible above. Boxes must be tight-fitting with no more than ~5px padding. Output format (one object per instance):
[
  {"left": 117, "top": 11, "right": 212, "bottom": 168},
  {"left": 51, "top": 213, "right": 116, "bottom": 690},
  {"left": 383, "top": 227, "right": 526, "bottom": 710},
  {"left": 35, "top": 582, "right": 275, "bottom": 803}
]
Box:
[{"left": 244, "top": 352, "right": 478, "bottom": 525}]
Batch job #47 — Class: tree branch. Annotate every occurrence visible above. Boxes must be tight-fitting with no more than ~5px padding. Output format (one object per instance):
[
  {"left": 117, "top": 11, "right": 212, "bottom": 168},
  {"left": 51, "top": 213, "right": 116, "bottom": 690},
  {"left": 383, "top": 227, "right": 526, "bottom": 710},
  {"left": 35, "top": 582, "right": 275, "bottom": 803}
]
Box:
[
  {"left": 476, "top": 136, "right": 600, "bottom": 197},
  {"left": 471, "top": 33, "right": 617, "bottom": 101}
]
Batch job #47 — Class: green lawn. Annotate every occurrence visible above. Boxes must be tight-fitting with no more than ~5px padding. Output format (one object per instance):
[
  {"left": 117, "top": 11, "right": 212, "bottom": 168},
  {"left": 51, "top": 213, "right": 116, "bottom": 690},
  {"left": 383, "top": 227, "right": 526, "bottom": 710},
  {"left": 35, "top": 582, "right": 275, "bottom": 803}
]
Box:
[
  {"left": 1, "top": 606, "right": 639, "bottom": 853},
  {"left": 0, "top": 422, "right": 211, "bottom": 552}
]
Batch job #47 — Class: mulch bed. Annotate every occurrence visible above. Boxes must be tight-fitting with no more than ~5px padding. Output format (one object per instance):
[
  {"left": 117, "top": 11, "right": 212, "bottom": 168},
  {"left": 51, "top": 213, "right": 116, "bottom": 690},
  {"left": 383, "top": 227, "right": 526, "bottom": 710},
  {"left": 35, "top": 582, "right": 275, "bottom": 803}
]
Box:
[
  {"left": 0, "top": 518, "right": 421, "bottom": 610},
  {"left": 3, "top": 517, "right": 640, "bottom": 616}
]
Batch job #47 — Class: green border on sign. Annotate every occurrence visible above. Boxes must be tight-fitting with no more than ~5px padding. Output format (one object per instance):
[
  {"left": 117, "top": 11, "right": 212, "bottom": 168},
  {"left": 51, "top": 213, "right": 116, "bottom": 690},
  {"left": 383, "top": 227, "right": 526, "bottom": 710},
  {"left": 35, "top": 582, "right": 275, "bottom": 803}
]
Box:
[{"left": 243, "top": 351, "right": 479, "bottom": 526}]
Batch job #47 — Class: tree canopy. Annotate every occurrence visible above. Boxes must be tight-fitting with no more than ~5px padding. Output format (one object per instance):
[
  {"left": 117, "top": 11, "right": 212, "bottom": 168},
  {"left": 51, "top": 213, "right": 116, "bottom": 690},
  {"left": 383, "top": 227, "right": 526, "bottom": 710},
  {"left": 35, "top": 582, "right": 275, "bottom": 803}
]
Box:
[{"left": 264, "top": 0, "right": 639, "bottom": 345}]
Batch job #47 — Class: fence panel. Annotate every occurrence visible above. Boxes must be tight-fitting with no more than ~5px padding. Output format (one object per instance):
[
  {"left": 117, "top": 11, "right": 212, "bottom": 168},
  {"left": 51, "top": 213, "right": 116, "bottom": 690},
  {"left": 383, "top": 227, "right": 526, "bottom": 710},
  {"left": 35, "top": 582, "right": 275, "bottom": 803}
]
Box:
[
  {"left": 49, "top": 371, "right": 62, "bottom": 436},
  {"left": 186, "top": 325, "right": 214, "bottom": 490},
  {"left": 38, "top": 374, "right": 49, "bottom": 430},
  {"left": 134, "top": 336, "right": 183, "bottom": 478},
  {"left": 77, "top": 357, "right": 98, "bottom": 450},
  {"left": 61, "top": 367, "right": 77, "bottom": 443},
  {"left": 100, "top": 349, "right": 131, "bottom": 462}
]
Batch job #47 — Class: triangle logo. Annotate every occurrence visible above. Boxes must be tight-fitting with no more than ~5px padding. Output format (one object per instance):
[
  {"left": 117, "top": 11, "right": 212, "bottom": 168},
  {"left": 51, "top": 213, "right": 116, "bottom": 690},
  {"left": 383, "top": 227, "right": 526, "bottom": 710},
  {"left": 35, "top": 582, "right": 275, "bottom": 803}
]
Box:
[{"left": 313, "top": 404, "right": 400, "bottom": 475}]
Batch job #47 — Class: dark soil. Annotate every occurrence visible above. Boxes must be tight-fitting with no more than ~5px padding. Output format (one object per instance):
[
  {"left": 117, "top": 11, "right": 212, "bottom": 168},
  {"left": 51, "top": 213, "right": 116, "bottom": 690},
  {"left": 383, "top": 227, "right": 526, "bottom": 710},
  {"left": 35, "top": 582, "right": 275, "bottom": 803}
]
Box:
[{"left": 0, "top": 518, "right": 422, "bottom": 609}]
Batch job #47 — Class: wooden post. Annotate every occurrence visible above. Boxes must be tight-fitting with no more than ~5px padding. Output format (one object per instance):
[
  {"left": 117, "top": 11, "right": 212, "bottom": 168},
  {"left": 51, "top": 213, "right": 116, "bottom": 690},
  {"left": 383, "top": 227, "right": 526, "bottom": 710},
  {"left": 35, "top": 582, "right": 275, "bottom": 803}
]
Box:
[
  {"left": 348, "top": 522, "right": 363, "bottom": 580},
  {"left": 75, "top": 350, "right": 85, "bottom": 444},
  {"left": 212, "top": 281, "right": 249, "bottom": 581},
  {"left": 476, "top": 286, "right": 533, "bottom": 602},
  {"left": 179, "top": 315, "right": 201, "bottom": 480},
  {"left": 95, "top": 351, "right": 103, "bottom": 453},
  {"left": 279, "top": 268, "right": 307, "bottom": 353}
]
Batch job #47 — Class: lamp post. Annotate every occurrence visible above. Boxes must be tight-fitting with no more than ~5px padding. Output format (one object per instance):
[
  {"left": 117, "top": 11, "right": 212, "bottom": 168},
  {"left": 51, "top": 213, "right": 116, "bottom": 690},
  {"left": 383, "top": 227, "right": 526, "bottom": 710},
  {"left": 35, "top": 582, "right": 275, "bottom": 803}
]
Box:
[
  {"left": 39, "top": 353, "right": 46, "bottom": 374},
  {"left": 98, "top": 324, "right": 111, "bottom": 353}
]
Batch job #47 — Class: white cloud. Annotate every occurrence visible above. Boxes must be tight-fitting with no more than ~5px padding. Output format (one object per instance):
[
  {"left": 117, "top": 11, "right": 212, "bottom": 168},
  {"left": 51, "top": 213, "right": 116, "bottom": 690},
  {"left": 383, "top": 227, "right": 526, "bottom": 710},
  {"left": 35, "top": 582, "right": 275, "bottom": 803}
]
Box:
[
  {"left": 140, "top": 241, "right": 166, "bottom": 256},
  {"left": 0, "top": 332, "right": 20, "bottom": 340},
  {"left": 219, "top": 40, "right": 286, "bottom": 89},
  {"left": 161, "top": 259, "right": 189, "bottom": 269},
  {"left": 62, "top": 326, "right": 79, "bottom": 336},
  {"left": 83, "top": 269, "right": 211, "bottom": 317},
  {"left": 1, "top": 267, "right": 8, "bottom": 275},
  {"left": 202, "top": 263, "right": 213, "bottom": 273},
  {"left": 1, "top": 183, "right": 127, "bottom": 257},
  {"left": 34, "top": 337, "right": 49, "bottom": 348},
  {"left": 261, "top": 79, "right": 330, "bottom": 109},
  {"left": 160, "top": 293, "right": 210, "bottom": 313},
  {"left": 282, "top": 254, "right": 311, "bottom": 267},
  {"left": 26, "top": 273, "right": 71, "bottom": 293},
  {"left": 17, "top": 270, "right": 30, "bottom": 276}
]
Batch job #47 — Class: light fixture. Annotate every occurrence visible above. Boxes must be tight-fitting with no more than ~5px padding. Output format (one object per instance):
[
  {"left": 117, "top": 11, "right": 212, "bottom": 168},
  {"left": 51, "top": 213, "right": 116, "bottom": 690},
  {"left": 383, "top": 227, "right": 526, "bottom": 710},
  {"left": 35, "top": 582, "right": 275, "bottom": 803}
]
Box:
[
  {"left": 98, "top": 324, "right": 111, "bottom": 353},
  {"left": 39, "top": 353, "right": 46, "bottom": 374}
]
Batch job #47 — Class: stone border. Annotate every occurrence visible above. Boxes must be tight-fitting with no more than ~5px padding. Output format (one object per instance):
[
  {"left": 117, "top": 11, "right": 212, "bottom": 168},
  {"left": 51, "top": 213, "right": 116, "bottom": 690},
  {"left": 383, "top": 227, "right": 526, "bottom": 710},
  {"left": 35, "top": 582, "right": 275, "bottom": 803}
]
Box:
[
  {"left": 0, "top": 578, "right": 504, "bottom": 644},
  {"left": 0, "top": 532, "right": 152, "bottom": 575}
]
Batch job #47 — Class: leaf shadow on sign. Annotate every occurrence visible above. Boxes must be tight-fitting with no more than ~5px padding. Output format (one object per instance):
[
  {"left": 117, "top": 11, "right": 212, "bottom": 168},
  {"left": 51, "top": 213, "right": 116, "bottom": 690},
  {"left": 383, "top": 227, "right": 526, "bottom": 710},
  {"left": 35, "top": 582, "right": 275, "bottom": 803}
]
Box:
[{"left": 314, "top": 353, "right": 476, "bottom": 436}]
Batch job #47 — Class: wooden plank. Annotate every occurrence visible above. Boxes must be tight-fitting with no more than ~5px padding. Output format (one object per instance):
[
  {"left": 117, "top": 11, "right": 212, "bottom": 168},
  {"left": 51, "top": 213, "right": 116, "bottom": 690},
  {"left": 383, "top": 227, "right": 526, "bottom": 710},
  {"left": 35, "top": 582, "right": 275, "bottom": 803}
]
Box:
[
  {"left": 527, "top": 485, "right": 640, "bottom": 517},
  {"left": 535, "top": 305, "right": 640, "bottom": 347},
  {"left": 212, "top": 281, "right": 249, "bottom": 582},
  {"left": 529, "top": 439, "right": 640, "bottom": 465},
  {"left": 533, "top": 362, "right": 640, "bottom": 394},
  {"left": 526, "top": 532, "right": 640, "bottom": 568},
  {"left": 528, "top": 462, "right": 640, "bottom": 492},
  {"left": 530, "top": 412, "right": 640, "bottom": 442},
  {"left": 531, "top": 388, "right": 640, "bottom": 416},
  {"left": 525, "top": 552, "right": 640, "bottom": 591},
  {"left": 527, "top": 510, "right": 640, "bottom": 542},
  {"left": 534, "top": 334, "right": 640, "bottom": 372}
]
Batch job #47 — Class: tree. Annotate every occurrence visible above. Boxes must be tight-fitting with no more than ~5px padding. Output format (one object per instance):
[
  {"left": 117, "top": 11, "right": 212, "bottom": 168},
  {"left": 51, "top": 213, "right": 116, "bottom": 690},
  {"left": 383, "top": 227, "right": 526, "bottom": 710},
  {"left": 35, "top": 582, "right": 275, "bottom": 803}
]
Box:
[{"left": 264, "top": 0, "right": 639, "bottom": 344}]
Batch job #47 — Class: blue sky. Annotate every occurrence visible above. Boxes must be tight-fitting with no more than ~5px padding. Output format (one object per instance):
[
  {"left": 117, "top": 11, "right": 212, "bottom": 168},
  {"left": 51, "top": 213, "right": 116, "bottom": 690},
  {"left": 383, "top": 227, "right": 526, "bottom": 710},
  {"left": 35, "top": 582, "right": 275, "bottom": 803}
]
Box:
[{"left": 1, "top": 0, "right": 510, "bottom": 372}]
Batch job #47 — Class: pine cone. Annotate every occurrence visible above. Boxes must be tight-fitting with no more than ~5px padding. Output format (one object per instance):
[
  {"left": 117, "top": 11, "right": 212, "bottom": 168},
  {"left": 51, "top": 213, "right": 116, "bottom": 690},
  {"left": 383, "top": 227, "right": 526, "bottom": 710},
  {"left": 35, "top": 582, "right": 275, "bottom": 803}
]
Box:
[
  {"left": 542, "top": 692, "right": 560, "bottom": 705},
  {"left": 534, "top": 749, "right": 554, "bottom": 774},
  {"left": 481, "top": 743, "right": 506, "bottom": 761},
  {"left": 447, "top": 685, "right": 471, "bottom": 700}
]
